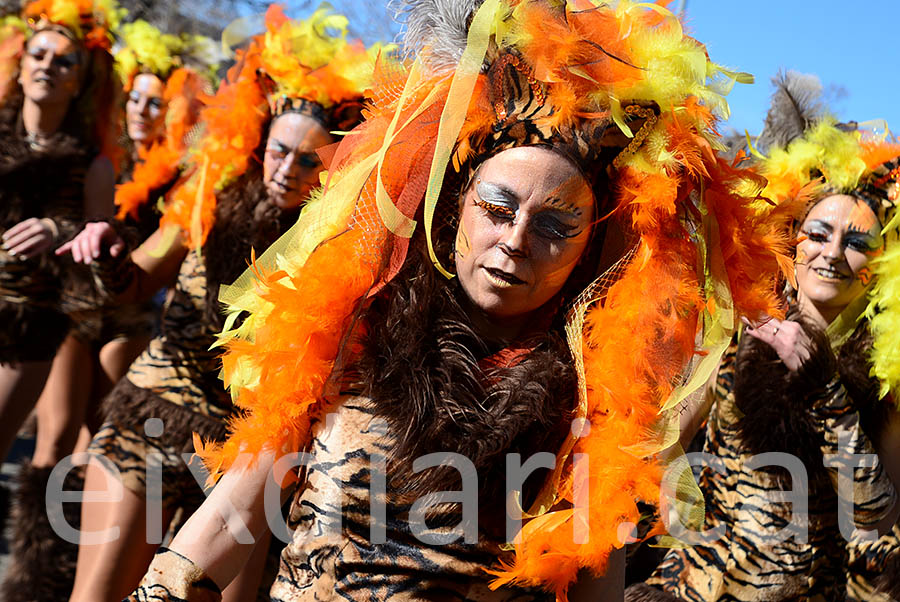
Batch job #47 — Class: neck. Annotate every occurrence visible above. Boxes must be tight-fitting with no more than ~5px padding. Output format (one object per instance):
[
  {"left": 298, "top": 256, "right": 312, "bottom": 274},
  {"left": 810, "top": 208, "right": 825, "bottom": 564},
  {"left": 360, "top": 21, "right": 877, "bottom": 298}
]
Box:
[
  {"left": 797, "top": 290, "right": 836, "bottom": 328},
  {"left": 134, "top": 133, "right": 166, "bottom": 158},
  {"left": 22, "top": 97, "right": 68, "bottom": 144},
  {"left": 133, "top": 141, "right": 149, "bottom": 158},
  {"left": 462, "top": 298, "right": 532, "bottom": 344}
]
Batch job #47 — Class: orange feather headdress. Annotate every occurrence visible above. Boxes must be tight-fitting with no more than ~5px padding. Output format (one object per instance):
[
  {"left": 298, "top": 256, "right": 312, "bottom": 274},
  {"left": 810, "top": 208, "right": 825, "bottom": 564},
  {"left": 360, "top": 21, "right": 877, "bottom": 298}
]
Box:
[
  {"left": 22, "top": 0, "right": 123, "bottom": 50},
  {"left": 200, "top": 0, "right": 793, "bottom": 598},
  {"left": 158, "top": 3, "right": 385, "bottom": 250},
  {"left": 0, "top": 0, "right": 124, "bottom": 163},
  {"left": 113, "top": 67, "right": 210, "bottom": 221}
]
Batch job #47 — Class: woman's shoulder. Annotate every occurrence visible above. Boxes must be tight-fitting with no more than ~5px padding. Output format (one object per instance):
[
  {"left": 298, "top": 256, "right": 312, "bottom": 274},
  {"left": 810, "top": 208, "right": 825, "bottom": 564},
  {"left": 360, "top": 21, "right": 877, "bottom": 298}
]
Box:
[
  {"left": 305, "top": 394, "right": 391, "bottom": 460},
  {"left": 317, "top": 394, "right": 380, "bottom": 430}
]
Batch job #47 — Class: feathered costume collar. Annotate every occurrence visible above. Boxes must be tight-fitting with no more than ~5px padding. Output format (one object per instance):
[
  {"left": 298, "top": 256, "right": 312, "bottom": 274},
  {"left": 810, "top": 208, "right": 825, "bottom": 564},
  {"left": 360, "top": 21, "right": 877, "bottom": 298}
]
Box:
[
  {"left": 112, "top": 20, "right": 216, "bottom": 222},
  {"left": 198, "top": 1, "right": 794, "bottom": 598}
]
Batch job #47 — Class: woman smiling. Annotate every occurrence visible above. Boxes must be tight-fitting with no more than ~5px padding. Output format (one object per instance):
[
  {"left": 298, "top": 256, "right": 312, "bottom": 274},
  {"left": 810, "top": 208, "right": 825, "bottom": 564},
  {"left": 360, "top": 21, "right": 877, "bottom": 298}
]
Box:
[{"left": 630, "top": 78, "right": 900, "bottom": 599}]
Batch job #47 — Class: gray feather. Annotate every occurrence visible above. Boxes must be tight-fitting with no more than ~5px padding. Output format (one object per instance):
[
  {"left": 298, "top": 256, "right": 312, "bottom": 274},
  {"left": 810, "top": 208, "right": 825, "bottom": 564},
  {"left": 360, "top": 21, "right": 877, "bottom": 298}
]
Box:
[
  {"left": 756, "top": 70, "right": 826, "bottom": 152},
  {"left": 390, "top": 0, "right": 484, "bottom": 73}
]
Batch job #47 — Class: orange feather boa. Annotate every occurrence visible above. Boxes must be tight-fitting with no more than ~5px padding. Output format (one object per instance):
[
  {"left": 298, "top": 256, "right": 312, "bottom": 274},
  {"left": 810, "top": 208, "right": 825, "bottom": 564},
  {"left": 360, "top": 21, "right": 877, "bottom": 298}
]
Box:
[{"left": 115, "top": 68, "right": 208, "bottom": 221}]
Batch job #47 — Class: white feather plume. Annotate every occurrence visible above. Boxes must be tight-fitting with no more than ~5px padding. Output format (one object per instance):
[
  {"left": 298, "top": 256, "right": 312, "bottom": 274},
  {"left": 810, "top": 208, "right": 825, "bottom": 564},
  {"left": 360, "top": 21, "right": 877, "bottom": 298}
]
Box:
[{"left": 391, "top": 0, "right": 484, "bottom": 73}]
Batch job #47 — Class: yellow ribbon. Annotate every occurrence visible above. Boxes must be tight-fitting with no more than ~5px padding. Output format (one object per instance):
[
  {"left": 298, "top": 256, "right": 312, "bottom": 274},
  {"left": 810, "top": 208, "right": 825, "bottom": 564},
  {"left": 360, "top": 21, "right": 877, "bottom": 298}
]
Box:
[
  {"left": 189, "top": 154, "right": 210, "bottom": 255},
  {"left": 422, "top": 0, "right": 505, "bottom": 278},
  {"left": 826, "top": 287, "right": 870, "bottom": 352},
  {"left": 659, "top": 190, "right": 735, "bottom": 417}
]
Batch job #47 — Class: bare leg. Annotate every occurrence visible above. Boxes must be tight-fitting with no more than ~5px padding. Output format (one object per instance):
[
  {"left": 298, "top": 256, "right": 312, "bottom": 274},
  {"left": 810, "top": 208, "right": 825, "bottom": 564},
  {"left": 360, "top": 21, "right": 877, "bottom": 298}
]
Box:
[
  {"left": 222, "top": 529, "right": 273, "bottom": 602},
  {"left": 0, "top": 360, "right": 52, "bottom": 462},
  {"left": 76, "top": 336, "right": 150, "bottom": 438},
  {"left": 72, "top": 424, "right": 93, "bottom": 455},
  {"left": 69, "top": 456, "right": 175, "bottom": 602},
  {"left": 96, "top": 336, "right": 150, "bottom": 401},
  {"left": 32, "top": 336, "right": 93, "bottom": 468}
]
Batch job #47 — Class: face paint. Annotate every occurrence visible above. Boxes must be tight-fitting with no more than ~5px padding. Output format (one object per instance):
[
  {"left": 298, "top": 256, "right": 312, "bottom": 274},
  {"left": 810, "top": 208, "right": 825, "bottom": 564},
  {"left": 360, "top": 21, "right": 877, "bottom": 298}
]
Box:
[
  {"left": 20, "top": 30, "right": 83, "bottom": 106},
  {"left": 262, "top": 112, "right": 333, "bottom": 209},
  {"left": 455, "top": 218, "right": 471, "bottom": 259},
  {"left": 857, "top": 266, "right": 874, "bottom": 286},
  {"left": 848, "top": 200, "right": 879, "bottom": 234},
  {"left": 795, "top": 194, "right": 884, "bottom": 322},
  {"left": 454, "top": 146, "right": 595, "bottom": 322},
  {"left": 544, "top": 195, "right": 585, "bottom": 218},
  {"left": 126, "top": 73, "right": 167, "bottom": 147}
]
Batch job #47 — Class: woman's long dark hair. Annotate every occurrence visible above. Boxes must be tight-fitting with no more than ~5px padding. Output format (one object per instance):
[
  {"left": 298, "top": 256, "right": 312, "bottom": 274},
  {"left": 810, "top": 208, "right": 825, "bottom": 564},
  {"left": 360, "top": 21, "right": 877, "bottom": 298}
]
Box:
[{"left": 349, "top": 159, "right": 616, "bottom": 517}]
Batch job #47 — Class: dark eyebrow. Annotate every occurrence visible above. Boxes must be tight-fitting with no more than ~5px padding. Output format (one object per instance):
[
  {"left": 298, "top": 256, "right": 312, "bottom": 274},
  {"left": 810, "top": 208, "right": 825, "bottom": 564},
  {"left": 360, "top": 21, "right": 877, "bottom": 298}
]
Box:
[
  {"left": 542, "top": 196, "right": 583, "bottom": 218},
  {"left": 845, "top": 227, "right": 877, "bottom": 239},
  {"left": 845, "top": 219, "right": 876, "bottom": 234},
  {"left": 805, "top": 219, "right": 834, "bottom": 232}
]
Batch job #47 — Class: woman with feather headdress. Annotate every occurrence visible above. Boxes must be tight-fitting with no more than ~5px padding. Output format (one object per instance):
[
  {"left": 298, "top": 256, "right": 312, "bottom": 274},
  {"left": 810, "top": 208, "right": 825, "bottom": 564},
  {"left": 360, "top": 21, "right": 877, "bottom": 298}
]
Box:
[
  {"left": 0, "top": 4, "right": 122, "bottom": 598},
  {"left": 0, "top": 0, "right": 121, "bottom": 478},
  {"left": 627, "top": 72, "right": 900, "bottom": 602},
  {"left": 0, "top": 21, "right": 215, "bottom": 601},
  {"left": 57, "top": 6, "right": 381, "bottom": 601},
  {"left": 121, "top": 1, "right": 793, "bottom": 601}
]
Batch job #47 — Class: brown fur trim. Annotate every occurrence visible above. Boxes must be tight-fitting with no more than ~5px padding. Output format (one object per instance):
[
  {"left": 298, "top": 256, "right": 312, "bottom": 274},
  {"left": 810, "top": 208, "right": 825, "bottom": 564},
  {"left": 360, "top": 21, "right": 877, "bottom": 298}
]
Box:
[
  {"left": 100, "top": 377, "right": 229, "bottom": 451},
  {"left": 837, "top": 320, "right": 879, "bottom": 408},
  {"left": 354, "top": 236, "right": 576, "bottom": 519},
  {"left": 624, "top": 583, "right": 683, "bottom": 602},
  {"left": 836, "top": 320, "right": 890, "bottom": 444},
  {"left": 0, "top": 301, "right": 70, "bottom": 363},
  {"left": 873, "top": 551, "right": 900, "bottom": 599},
  {"left": 0, "top": 462, "right": 83, "bottom": 602},
  {"left": 733, "top": 307, "right": 836, "bottom": 485},
  {"left": 0, "top": 116, "right": 90, "bottom": 237}
]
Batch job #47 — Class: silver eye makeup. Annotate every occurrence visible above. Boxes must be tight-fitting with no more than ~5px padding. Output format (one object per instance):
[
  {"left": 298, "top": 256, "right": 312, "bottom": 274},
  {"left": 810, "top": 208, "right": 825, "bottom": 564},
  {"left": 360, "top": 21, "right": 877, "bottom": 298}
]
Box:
[
  {"left": 473, "top": 179, "right": 582, "bottom": 240},
  {"left": 27, "top": 47, "right": 79, "bottom": 70},
  {"left": 127, "top": 91, "right": 164, "bottom": 111},
  {"left": 266, "top": 141, "right": 321, "bottom": 170},
  {"left": 801, "top": 221, "right": 881, "bottom": 254}
]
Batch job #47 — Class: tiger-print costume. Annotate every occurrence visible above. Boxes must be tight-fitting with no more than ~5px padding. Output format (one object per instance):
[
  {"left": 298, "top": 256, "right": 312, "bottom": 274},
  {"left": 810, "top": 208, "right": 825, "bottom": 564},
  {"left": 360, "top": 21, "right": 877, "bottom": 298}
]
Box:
[
  {"left": 129, "top": 548, "right": 222, "bottom": 602},
  {"left": 64, "top": 177, "right": 170, "bottom": 348},
  {"left": 65, "top": 294, "right": 157, "bottom": 348},
  {"left": 88, "top": 250, "right": 228, "bottom": 510},
  {"left": 273, "top": 397, "right": 551, "bottom": 601},
  {"left": 846, "top": 521, "right": 900, "bottom": 601},
  {"left": 643, "top": 339, "right": 896, "bottom": 601},
  {"left": 129, "top": 396, "right": 556, "bottom": 601},
  {"left": 0, "top": 135, "right": 89, "bottom": 362}
]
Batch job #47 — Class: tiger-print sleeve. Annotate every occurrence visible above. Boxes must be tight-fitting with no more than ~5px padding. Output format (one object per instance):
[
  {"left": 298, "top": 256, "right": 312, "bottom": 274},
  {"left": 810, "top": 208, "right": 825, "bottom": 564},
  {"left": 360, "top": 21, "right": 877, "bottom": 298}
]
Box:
[
  {"left": 813, "top": 378, "right": 897, "bottom": 530},
  {"left": 126, "top": 548, "right": 222, "bottom": 602}
]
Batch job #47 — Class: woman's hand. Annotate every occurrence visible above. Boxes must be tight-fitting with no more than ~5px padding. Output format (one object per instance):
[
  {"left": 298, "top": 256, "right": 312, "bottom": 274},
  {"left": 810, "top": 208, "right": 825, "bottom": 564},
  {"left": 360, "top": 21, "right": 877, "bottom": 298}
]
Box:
[
  {"left": 55, "top": 221, "right": 125, "bottom": 264},
  {"left": 742, "top": 316, "right": 812, "bottom": 372},
  {"left": 1, "top": 217, "right": 58, "bottom": 259}
]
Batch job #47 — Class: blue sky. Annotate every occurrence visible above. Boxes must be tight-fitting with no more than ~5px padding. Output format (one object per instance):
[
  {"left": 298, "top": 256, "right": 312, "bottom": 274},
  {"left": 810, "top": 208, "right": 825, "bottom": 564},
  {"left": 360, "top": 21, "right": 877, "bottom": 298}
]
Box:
[{"left": 682, "top": 1, "right": 898, "bottom": 136}]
